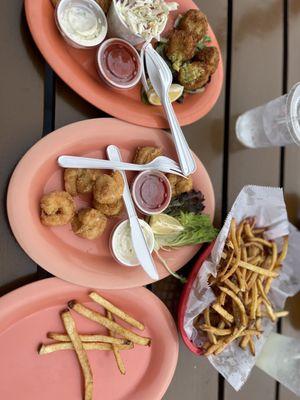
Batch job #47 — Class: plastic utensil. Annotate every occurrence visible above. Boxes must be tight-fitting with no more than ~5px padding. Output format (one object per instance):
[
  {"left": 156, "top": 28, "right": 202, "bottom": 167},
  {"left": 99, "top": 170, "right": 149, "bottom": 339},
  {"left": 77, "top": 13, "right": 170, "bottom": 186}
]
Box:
[
  {"left": 58, "top": 155, "right": 186, "bottom": 177},
  {"left": 106, "top": 145, "right": 159, "bottom": 280},
  {"left": 145, "top": 43, "right": 197, "bottom": 176}
]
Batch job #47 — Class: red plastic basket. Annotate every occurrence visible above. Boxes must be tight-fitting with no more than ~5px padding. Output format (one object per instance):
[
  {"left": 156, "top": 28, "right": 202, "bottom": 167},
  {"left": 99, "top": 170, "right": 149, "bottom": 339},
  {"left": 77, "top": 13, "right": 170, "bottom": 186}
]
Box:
[{"left": 177, "top": 241, "right": 215, "bottom": 356}]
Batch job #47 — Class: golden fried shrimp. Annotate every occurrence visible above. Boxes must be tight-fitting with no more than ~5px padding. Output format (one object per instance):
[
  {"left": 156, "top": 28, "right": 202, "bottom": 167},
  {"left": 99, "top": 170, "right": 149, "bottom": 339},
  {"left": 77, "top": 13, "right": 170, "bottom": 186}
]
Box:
[
  {"left": 93, "top": 198, "right": 124, "bottom": 217},
  {"left": 64, "top": 168, "right": 102, "bottom": 196},
  {"left": 178, "top": 9, "right": 208, "bottom": 41},
  {"left": 167, "top": 174, "right": 193, "bottom": 197},
  {"left": 93, "top": 171, "right": 124, "bottom": 205},
  {"left": 40, "top": 191, "right": 76, "bottom": 226},
  {"left": 178, "top": 62, "right": 210, "bottom": 91},
  {"left": 194, "top": 46, "right": 220, "bottom": 75},
  {"left": 166, "top": 30, "right": 197, "bottom": 71},
  {"left": 133, "top": 147, "right": 163, "bottom": 164},
  {"left": 71, "top": 208, "right": 107, "bottom": 240}
]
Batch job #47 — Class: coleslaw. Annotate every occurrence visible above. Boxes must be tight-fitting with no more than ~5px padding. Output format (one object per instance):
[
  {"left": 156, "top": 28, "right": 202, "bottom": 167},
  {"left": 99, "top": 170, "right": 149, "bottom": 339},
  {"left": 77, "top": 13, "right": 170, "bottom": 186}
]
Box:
[{"left": 115, "top": 0, "right": 178, "bottom": 41}]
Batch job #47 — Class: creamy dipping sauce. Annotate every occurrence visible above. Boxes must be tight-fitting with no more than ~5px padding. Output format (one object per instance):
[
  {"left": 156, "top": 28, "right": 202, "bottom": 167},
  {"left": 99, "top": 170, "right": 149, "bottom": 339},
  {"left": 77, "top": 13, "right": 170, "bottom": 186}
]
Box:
[
  {"left": 111, "top": 219, "right": 154, "bottom": 266},
  {"left": 56, "top": 0, "right": 107, "bottom": 48}
]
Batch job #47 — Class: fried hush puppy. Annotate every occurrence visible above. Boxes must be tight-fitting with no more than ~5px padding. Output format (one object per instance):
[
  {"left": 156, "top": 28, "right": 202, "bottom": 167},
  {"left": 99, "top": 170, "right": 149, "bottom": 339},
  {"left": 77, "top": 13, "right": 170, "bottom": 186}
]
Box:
[
  {"left": 178, "top": 61, "right": 211, "bottom": 91},
  {"left": 71, "top": 208, "right": 107, "bottom": 240},
  {"left": 133, "top": 146, "right": 163, "bottom": 164},
  {"left": 40, "top": 191, "right": 76, "bottom": 226},
  {"left": 166, "top": 30, "right": 197, "bottom": 71},
  {"left": 93, "top": 171, "right": 124, "bottom": 205},
  {"left": 178, "top": 9, "right": 208, "bottom": 42},
  {"left": 194, "top": 46, "right": 220, "bottom": 75},
  {"left": 93, "top": 198, "right": 124, "bottom": 217},
  {"left": 64, "top": 168, "right": 102, "bottom": 197},
  {"left": 167, "top": 174, "right": 193, "bottom": 197}
]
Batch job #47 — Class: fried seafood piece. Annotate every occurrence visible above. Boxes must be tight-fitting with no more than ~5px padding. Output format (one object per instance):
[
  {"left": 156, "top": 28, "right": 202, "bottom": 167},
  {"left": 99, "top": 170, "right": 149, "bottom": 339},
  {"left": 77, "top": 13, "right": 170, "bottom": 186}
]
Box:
[
  {"left": 94, "top": 0, "right": 111, "bottom": 13},
  {"left": 93, "top": 198, "right": 124, "bottom": 217},
  {"left": 64, "top": 168, "right": 102, "bottom": 196},
  {"left": 93, "top": 171, "right": 124, "bottom": 205},
  {"left": 178, "top": 61, "right": 210, "bottom": 90},
  {"left": 167, "top": 174, "right": 193, "bottom": 197},
  {"left": 133, "top": 146, "right": 163, "bottom": 165},
  {"left": 178, "top": 9, "right": 208, "bottom": 41},
  {"left": 71, "top": 208, "right": 107, "bottom": 240},
  {"left": 194, "top": 46, "right": 220, "bottom": 75},
  {"left": 40, "top": 191, "right": 76, "bottom": 226},
  {"left": 166, "top": 30, "right": 197, "bottom": 71}
]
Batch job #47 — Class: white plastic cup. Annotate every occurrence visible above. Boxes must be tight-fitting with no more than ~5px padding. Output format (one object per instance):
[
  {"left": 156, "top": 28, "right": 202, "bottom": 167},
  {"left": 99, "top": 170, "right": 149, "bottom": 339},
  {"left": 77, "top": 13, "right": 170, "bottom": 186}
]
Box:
[{"left": 236, "top": 82, "right": 300, "bottom": 148}]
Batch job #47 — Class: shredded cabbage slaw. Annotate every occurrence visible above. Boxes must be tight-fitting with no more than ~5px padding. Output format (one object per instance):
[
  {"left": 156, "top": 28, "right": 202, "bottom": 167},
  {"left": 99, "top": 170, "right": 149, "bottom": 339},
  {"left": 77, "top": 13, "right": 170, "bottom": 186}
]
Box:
[{"left": 115, "top": 0, "right": 178, "bottom": 41}]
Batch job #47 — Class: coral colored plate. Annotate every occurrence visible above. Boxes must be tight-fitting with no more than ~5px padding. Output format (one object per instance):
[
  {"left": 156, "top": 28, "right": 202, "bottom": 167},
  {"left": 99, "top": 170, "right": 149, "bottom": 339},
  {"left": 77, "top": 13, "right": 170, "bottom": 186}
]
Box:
[
  {"left": 0, "top": 278, "right": 179, "bottom": 400},
  {"left": 24, "top": 0, "right": 223, "bottom": 129},
  {"left": 7, "top": 118, "right": 215, "bottom": 289}
]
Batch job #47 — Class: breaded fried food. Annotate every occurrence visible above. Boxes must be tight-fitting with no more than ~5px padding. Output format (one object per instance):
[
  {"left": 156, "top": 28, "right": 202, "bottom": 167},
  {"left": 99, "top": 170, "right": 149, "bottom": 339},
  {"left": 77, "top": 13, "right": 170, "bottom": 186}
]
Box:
[
  {"left": 94, "top": 0, "right": 111, "bottom": 13},
  {"left": 71, "top": 208, "right": 107, "bottom": 240},
  {"left": 64, "top": 168, "right": 102, "bottom": 196},
  {"left": 167, "top": 174, "right": 193, "bottom": 197},
  {"left": 93, "top": 198, "right": 124, "bottom": 217},
  {"left": 178, "top": 62, "right": 210, "bottom": 90},
  {"left": 40, "top": 191, "right": 76, "bottom": 226},
  {"left": 194, "top": 46, "right": 220, "bottom": 75},
  {"left": 93, "top": 171, "right": 124, "bottom": 205},
  {"left": 178, "top": 9, "right": 208, "bottom": 41},
  {"left": 133, "top": 146, "right": 163, "bottom": 164},
  {"left": 166, "top": 30, "right": 197, "bottom": 71}
]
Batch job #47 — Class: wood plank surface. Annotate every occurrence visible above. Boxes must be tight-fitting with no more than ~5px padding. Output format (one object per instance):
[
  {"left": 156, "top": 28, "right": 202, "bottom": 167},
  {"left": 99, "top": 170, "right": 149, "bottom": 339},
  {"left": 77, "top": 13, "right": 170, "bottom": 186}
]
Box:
[
  {"left": 224, "top": 1, "right": 283, "bottom": 399},
  {"left": 0, "top": 2, "right": 44, "bottom": 290},
  {"left": 279, "top": 1, "right": 300, "bottom": 399}
]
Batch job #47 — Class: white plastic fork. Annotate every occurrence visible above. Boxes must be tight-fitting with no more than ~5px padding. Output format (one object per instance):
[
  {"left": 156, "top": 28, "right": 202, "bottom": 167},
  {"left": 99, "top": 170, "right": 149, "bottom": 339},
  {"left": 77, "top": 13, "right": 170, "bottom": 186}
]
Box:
[
  {"left": 58, "top": 155, "right": 186, "bottom": 177},
  {"left": 145, "top": 43, "right": 197, "bottom": 176}
]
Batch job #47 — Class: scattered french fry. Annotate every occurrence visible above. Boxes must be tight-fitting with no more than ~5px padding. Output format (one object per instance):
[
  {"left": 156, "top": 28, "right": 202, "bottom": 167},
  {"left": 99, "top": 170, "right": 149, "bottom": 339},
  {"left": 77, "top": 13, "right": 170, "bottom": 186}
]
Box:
[
  {"left": 89, "top": 292, "right": 144, "bottom": 331},
  {"left": 107, "top": 311, "right": 126, "bottom": 375},
  {"left": 68, "top": 301, "right": 151, "bottom": 346},
  {"left": 47, "top": 332, "right": 130, "bottom": 345},
  {"left": 62, "top": 310, "right": 93, "bottom": 400},
  {"left": 39, "top": 341, "right": 134, "bottom": 354}
]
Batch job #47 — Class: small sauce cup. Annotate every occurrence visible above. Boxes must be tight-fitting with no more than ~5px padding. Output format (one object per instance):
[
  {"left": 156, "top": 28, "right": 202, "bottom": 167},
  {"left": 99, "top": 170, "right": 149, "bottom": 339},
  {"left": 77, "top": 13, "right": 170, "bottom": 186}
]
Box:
[
  {"left": 110, "top": 219, "right": 155, "bottom": 267},
  {"left": 55, "top": 0, "right": 107, "bottom": 49},
  {"left": 132, "top": 170, "right": 172, "bottom": 215},
  {"left": 96, "top": 38, "right": 142, "bottom": 90}
]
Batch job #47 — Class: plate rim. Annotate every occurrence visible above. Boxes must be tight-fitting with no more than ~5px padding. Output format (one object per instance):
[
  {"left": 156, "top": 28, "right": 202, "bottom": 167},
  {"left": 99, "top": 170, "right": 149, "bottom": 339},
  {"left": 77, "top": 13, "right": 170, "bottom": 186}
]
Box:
[
  {"left": 0, "top": 277, "right": 179, "bottom": 400},
  {"left": 24, "top": 0, "right": 224, "bottom": 129}
]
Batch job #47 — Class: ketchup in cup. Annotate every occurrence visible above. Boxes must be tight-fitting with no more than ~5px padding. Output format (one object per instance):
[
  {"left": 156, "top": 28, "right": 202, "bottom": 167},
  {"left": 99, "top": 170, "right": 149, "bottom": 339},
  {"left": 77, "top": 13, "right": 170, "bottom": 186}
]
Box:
[
  {"left": 132, "top": 170, "right": 172, "bottom": 215},
  {"left": 97, "top": 38, "right": 142, "bottom": 89}
]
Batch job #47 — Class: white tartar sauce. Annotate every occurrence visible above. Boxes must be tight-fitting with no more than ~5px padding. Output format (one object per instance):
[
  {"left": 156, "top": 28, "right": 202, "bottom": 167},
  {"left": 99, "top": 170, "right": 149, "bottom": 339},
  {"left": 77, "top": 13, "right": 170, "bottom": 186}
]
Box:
[
  {"left": 112, "top": 219, "right": 154, "bottom": 266},
  {"left": 58, "top": 1, "right": 105, "bottom": 47}
]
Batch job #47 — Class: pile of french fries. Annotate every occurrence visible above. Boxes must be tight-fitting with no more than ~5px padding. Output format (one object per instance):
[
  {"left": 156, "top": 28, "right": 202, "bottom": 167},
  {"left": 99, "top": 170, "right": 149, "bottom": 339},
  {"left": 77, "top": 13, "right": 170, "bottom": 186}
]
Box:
[
  {"left": 39, "top": 292, "right": 151, "bottom": 400},
  {"left": 195, "top": 218, "right": 289, "bottom": 357}
]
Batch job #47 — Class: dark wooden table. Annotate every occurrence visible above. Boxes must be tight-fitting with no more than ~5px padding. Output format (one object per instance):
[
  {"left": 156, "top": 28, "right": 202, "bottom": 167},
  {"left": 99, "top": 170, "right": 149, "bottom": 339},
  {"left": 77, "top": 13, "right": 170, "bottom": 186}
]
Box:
[{"left": 1, "top": 1, "right": 299, "bottom": 399}]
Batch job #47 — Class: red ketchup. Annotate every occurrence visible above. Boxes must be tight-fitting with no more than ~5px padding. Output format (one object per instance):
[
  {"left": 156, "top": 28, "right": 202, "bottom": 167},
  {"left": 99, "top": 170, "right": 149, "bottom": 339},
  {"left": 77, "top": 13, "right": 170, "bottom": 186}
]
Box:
[
  {"left": 97, "top": 39, "right": 141, "bottom": 89},
  {"left": 132, "top": 171, "right": 172, "bottom": 215}
]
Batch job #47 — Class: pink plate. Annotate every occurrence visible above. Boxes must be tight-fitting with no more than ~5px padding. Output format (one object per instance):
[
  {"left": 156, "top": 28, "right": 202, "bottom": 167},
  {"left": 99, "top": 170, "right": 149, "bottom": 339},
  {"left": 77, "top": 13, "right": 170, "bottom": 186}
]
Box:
[
  {"left": 0, "top": 278, "right": 179, "bottom": 399},
  {"left": 7, "top": 118, "right": 215, "bottom": 289},
  {"left": 24, "top": 0, "right": 223, "bottom": 129}
]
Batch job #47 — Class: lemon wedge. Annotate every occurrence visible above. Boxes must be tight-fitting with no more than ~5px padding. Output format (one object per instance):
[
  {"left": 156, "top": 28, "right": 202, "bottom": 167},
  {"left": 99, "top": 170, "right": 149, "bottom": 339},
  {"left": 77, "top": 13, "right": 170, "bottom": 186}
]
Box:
[
  {"left": 147, "top": 84, "right": 184, "bottom": 106},
  {"left": 150, "top": 214, "right": 184, "bottom": 235}
]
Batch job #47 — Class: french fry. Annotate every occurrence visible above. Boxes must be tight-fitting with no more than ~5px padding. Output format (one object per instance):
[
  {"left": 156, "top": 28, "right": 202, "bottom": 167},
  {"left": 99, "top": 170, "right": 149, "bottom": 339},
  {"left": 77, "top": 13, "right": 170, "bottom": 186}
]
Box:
[
  {"left": 248, "top": 237, "right": 273, "bottom": 248},
  {"left": 219, "top": 292, "right": 226, "bottom": 306},
  {"left": 211, "top": 303, "right": 234, "bottom": 323},
  {"left": 275, "top": 311, "right": 289, "bottom": 318},
  {"left": 107, "top": 311, "right": 126, "bottom": 375},
  {"left": 220, "top": 249, "right": 241, "bottom": 281},
  {"left": 47, "top": 332, "right": 130, "bottom": 345},
  {"left": 244, "top": 222, "right": 254, "bottom": 238},
  {"left": 237, "top": 260, "right": 278, "bottom": 278},
  {"left": 204, "top": 308, "right": 217, "bottom": 344},
  {"left": 248, "top": 337, "right": 256, "bottom": 356},
  {"left": 224, "top": 279, "right": 240, "bottom": 294},
  {"left": 199, "top": 324, "right": 232, "bottom": 336},
  {"left": 39, "top": 341, "right": 134, "bottom": 354},
  {"left": 250, "top": 282, "right": 258, "bottom": 320},
  {"left": 214, "top": 326, "right": 246, "bottom": 355},
  {"left": 204, "top": 341, "right": 224, "bottom": 356},
  {"left": 256, "top": 279, "right": 270, "bottom": 305},
  {"left": 219, "top": 286, "right": 247, "bottom": 326},
  {"left": 68, "top": 301, "right": 151, "bottom": 346},
  {"left": 239, "top": 334, "right": 250, "bottom": 350},
  {"left": 277, "top": 236, "right": 289, "bottom": 265},
  {"left": 261, "top": 299, "right": 276, "bottom": 322},
  {"left": 61, "top": 310, "right": 93, "bottom": 400},
  {"left": 89, "top": 292, "right": 144, "bottom": 331}
]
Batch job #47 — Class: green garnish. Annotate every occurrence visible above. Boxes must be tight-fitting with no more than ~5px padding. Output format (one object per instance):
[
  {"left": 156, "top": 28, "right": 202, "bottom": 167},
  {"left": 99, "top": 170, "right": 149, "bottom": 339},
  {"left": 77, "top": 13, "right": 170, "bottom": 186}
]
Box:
[{"left": 196, "top": 35, "right": 212, "bottom": 50}]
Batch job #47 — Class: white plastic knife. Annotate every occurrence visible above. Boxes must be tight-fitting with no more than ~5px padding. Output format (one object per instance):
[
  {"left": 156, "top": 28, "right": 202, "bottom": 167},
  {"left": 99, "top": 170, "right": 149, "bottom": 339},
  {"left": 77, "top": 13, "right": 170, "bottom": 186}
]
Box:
[{"left": 106, "top": 145, "right": 159, "bottom": 281}]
